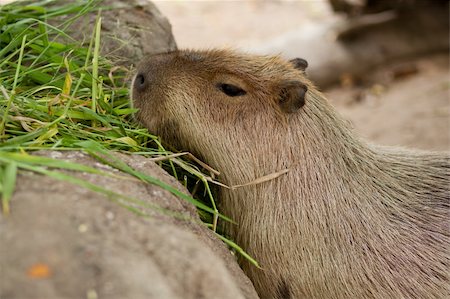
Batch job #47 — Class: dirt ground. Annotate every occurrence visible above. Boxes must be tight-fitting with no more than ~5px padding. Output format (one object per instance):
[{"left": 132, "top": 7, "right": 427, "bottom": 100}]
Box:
[
  {"left": 155, "top": 0, "right": 449, "bottom": 151},
  {"left": 327, "top": 54, "right": 449, "bottom": 151}
]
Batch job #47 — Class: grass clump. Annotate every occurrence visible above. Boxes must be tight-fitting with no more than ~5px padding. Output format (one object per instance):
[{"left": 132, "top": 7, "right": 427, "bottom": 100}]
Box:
[{"left": 0, "top": 0, "right": 259, "bottom": 267}]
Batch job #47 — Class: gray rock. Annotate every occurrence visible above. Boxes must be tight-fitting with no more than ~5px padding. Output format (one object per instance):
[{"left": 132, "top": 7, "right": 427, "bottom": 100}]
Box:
[
  {"left": 0, "top": 151, "right": 259, "bottom": 299},
  {"left": 63, "top": 0, "right": 177, "bottom": 65}
]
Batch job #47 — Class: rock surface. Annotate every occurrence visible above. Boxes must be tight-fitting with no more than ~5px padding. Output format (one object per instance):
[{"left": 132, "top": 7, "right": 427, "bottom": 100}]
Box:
[
  {"left": 0, "top": 151, "right": 259, "bottom": 299},
  {"left": 65, "top": 0, "right": 177, "bottom": 65}
]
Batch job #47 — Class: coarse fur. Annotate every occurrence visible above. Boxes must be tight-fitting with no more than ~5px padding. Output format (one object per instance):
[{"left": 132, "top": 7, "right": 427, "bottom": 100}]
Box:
[{"left": 132, "top": 49, "right": 450, "bottom": 299}]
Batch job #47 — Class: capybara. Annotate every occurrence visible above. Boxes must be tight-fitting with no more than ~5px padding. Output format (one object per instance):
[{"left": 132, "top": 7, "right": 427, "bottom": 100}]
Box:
[{"left": 132, "top": 49, "right": 449, "bottom": 299}]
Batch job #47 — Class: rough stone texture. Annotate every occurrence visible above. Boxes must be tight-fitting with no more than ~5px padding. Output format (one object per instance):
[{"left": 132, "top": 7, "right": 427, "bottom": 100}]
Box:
[
  {"left": 0, "top": 151, "right": 259, "bottom": 299},
  {"left": 64, "top": 0, "right": 177, "bottom": 65}
]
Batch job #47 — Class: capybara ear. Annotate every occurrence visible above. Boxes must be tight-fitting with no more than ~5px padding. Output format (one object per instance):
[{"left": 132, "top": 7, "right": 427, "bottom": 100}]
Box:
[
  {"left": 279, "top": 81, "right": 307, "bottom": 113},
  {"left": 289, "top": 58, "right": 308, "bottom": 72}
]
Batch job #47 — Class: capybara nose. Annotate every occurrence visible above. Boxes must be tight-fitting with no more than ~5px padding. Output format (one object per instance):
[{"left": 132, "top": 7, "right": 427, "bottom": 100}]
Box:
[{"left": 134, "top": 73, "right": 147, "bottom": 93}]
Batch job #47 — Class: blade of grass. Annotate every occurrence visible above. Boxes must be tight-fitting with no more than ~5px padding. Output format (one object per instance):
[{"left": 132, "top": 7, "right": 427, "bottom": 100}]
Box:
[
  {"left": 91, "top": 13, "right": 101, "bottom": 115},
  {"left": 0, "top": 35, "right": 27, "bottom": 136},
  {"left": 0, "top": 151, "right": 113, "bottom": 175},
  {"left": 215, "top": 233, "right": 260, "bottom": 268},
  {"left": 1, "top": 161, "right": 17, "bottom": 215},
  {"left": 7, "top": 158, "right": 196, "bottom": 222}
]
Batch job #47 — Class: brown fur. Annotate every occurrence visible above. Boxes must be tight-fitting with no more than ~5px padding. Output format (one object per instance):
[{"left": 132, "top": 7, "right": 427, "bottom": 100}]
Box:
[{"left": 132, "top": 49, "right": 450, "bottom": 299}]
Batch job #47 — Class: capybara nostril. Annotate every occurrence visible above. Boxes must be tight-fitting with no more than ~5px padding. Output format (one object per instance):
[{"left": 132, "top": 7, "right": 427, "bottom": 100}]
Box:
[{"left": 134, "top": 73, "right": 147, "bottom": 92}]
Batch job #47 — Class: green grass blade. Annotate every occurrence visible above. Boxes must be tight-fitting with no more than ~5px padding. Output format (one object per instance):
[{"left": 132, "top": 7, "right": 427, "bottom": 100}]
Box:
[
  {"left": 1, "top": 161, "right": 17, "bottom": 215},
  {"left": 215, "top": 233, "right": 260, "bottom": 268},
  {"left": 91, "top": 13, "right": 101, "bottom": 114}
]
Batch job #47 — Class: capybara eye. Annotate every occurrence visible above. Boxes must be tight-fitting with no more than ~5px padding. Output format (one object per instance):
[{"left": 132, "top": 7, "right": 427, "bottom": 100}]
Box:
[{"left": 217, "top": 83, "right": 246, "bottom": 97}]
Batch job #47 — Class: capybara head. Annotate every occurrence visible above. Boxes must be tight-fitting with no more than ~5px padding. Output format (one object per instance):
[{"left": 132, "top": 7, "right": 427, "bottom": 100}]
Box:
[{"left": 132, "top": 50, "right": 310, "bottom": 173}]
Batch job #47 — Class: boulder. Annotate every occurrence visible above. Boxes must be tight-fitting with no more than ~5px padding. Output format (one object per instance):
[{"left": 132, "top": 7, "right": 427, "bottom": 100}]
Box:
[
  {"left": 62, "top": 0, "right": 177, "bottom": 65},
  {"left": 0, "top": 151, "right": 259, "bottom": 299}
]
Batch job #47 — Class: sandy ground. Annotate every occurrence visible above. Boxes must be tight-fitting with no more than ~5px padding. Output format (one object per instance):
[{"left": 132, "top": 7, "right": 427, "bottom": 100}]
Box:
[
  {"left": 327, "top": 54, "right": 449, "bottom": 151},
  {"left": 155, "top": 0, "right": 449, "bottom": 151}
]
